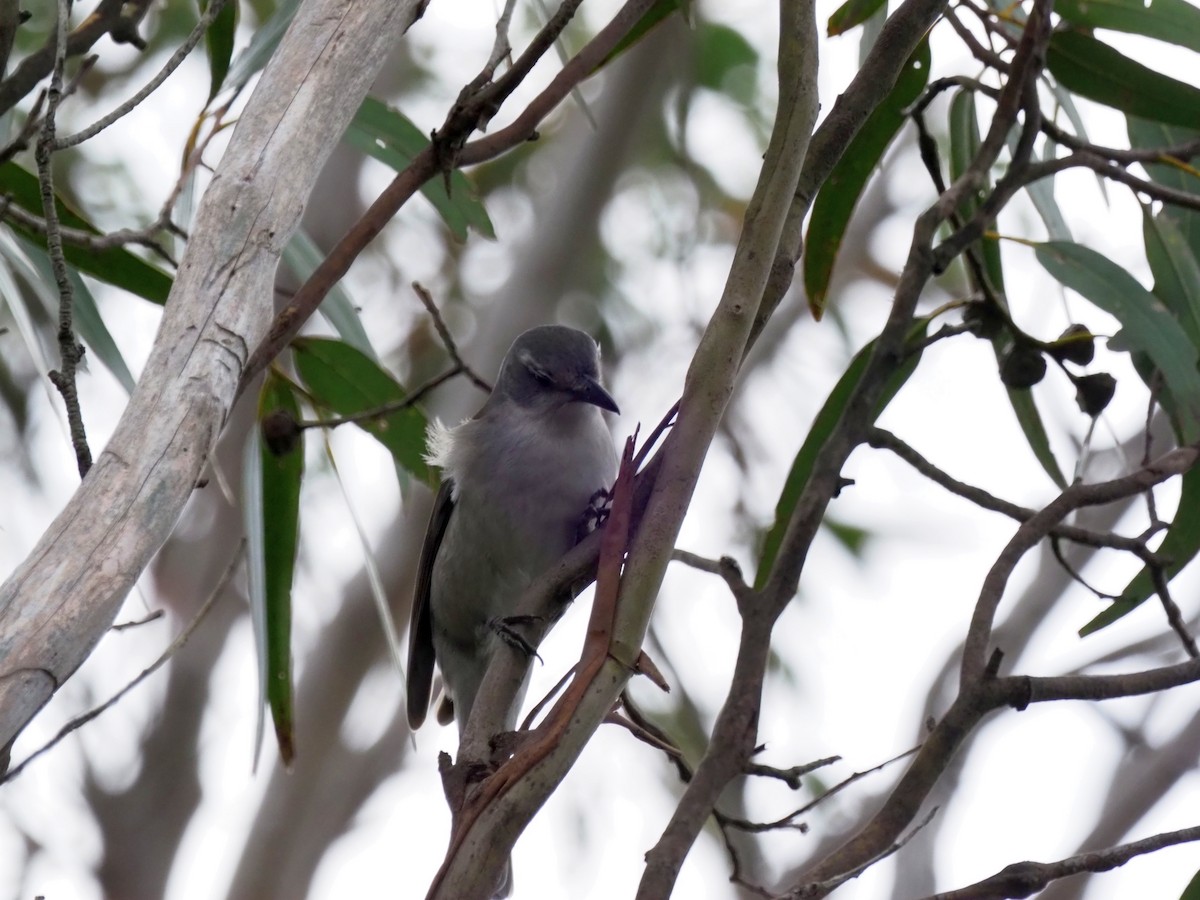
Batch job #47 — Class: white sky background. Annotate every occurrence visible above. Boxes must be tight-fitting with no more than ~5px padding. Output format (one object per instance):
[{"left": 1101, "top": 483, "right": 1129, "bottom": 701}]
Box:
[{"left": 2, "top": 0, "right": 1200, "bottom": 898}]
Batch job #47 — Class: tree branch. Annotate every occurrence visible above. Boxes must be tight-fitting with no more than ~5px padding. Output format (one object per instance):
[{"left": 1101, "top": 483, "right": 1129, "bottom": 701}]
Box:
[
  {"left": 0, "top": 0, "right": 427, "bottom": 768},
  {"left": 927, "top": 824, "right": 1200, "bottom": 900}
]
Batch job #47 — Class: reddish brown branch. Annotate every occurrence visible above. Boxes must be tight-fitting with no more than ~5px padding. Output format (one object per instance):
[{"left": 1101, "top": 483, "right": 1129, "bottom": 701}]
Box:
[{"left": 239, "top": 0, "right": 659, "bottom": 391}]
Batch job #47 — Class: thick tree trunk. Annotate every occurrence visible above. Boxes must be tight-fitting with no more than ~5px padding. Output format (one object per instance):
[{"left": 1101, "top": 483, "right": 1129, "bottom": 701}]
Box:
[{"left": 0, "top": 0, "right": 426, "bottom": 764}]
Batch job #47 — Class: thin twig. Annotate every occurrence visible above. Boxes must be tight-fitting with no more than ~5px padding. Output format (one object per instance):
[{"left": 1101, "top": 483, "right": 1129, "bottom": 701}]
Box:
[
  {"left": 483, "top": 0, "right": 520, "bottom": 79},
  {"left": 0, "top": 195, "right": 176, "bottom": 263},
  {"left": 412, "top": 282, "right": 492, "bottom": 392},
  {"left": 240, "top": 0, "right": 659, "bottom": 389},
  {"left": 110, "top": 609, "right": 166, "bottom": 632},
  {"left": 38, "top": 0, "right": 91, "bottom": 478},
  {"left": 295, "top": 366, "right": 464, "bottom": 431},
  {"left": 1, "top": 541, "right": 245, "bottom": 784},
  {"left": 868, "top": 427, "right": 1166, "bottom": 560},
  {"left": 634, "top": 399, "right": 679, "bottom": 470},
  {"left": 725, "top": 745, "right": 920, "bottom": 834},
  {"left": 789, "top": 807, "right": 939, "bottom": 898},
  {"left": 55, "top": 0, "right": 232, "bottom": 150}
]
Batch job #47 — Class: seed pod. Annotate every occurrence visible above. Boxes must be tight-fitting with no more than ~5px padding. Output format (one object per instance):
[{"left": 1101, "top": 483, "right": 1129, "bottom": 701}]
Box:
[
  {"left": 261, "top": 409, "right": 302, "bottom": 456},
  {"left": 1000, "top": 344, "right": 1047, "bottom": 389},
  {"left": 963, "top": 301, "right": 1005, "bottom": 340},
  {"left": 1075, "top": 372, "right": 1117, "bottom": 417},
  {"left": 1048, "top": 324, "right": 1095, "bottom": 366}
]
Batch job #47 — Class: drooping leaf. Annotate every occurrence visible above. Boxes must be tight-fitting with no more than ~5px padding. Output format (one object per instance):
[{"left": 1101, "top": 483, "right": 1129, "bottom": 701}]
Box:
[
  {"left": 344, "top": 97, "right": 495, "bottom": 241},
  {"left": 1005, "top": 385, "right": 1068, "bottom": 488},
  {"left": 1180, "top": 864, "right": 1200, "bottom": 900},
  {"left": 1056, "top": 0, "right": 1200, "bottom": 54},
  {"left": 243, "top": 374, "right": 304, "bottom": 766},
  {"left": 1022, "top": 141, "right": 1073, "bottom": 242},
  {"left": 201, "top": 0, "right": 239, "bottom": 101},
  {"left": 15, "top": 239, "right": 138, "bottom": 394},
  {"left": 693, "top": 23, "right": 758, "bottom": 105},
  {"left": 828, "top": 0, "right": 888, "bottom": 37},
  {"left": 804, "top": 39, "right": 929, "bottom": 318},
  {"left": 0, "top": 163, "right": 173, "bottom": 304},
  {"left": 323, "top": 439, "right": 408, "bottom": 679},
  {"left": 1127, "top": 117, "right": 1200, "bottom": 261},
  {"left": 948, "top": 88, "right": 1003, "bottom": 293},
  {"left": 1036, "top": 241, "right": 1200, "bottom": 441},
  {"left": 1143, "top": 208, "right": 1200, "bottom": 349},
  {"left": 292, "top": 337, "right": 434, "bottom": 485},
  {"left": 281, "top": 229, "right": 375, "bottom": 359},
  {"left": 1048, "top": 32, "right": 1200, "bottom": 129},
  {"left": 755, "top": 319, "right": 929, "bottom": 590},
  {"left": 1082, "top": 466, "right": 1200, "bottom": 635},
  {"left": 596, "top": 0, "right": 684, "bottom": 72},
  {"left": 224, "top": 0, "right": 301, "bottom": 92}
]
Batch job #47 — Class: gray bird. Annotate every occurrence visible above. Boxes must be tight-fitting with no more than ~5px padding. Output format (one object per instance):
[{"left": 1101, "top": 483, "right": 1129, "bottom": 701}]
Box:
[{"left": 406, "top": 325, "right": 620, "bottom": 738}]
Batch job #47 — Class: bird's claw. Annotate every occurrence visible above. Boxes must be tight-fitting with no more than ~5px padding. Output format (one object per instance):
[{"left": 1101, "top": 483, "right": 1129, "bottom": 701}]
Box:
[
  {"left": 489, "top": 615, "right": 544, "bottom": 663},
  {"left": 577, "top": 487, "right": 613, "bottom": 541}
]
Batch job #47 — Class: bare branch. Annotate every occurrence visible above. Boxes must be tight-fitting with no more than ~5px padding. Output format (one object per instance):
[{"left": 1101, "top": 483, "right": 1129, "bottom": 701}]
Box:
[
  {"left": 411, "top": 282, "right": 492, "bottom": 392},
  {"left": 55, "top": 0, "right": 231, "bottom": 150},
  {"left": 241, "top": 0, "right": 661, "bottom": 389},
  {"left": 38, "top": 0, "right": 91, "bottom": 478},
  {"left": 0, "top": 0, "right": 151, "bottom": 117},
  {"left": 927, "top": 824, "right": 1200, "bottom": 900},
  {"left": 962, "top": 446, "right": 1199, "bottom": 685},
  {"left": 868, "top": 427, "right": 1166, "bottom": 559},
  {"left": 1, "top": 542, "right": 243, "bottom": 784}
]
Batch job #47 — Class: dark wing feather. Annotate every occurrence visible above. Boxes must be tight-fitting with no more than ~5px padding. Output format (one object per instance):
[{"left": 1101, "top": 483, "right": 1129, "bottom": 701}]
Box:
[{"left": 406, "top": 478, "right": 455, "bottom": 729}]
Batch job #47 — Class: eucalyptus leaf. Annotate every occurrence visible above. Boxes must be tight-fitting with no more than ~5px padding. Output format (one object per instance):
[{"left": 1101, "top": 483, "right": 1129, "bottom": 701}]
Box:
[
  {"left": 292, "top": 337, "right": 434, "bottom": 486},
  {"left": 1036, "top": 241, "right": 1200, "bottom": 441}
]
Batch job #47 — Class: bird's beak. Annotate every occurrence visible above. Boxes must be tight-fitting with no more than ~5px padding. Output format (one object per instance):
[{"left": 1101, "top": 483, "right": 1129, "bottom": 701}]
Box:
[{"left": 572, "top": 375, "right": 620, "bottom": 414}]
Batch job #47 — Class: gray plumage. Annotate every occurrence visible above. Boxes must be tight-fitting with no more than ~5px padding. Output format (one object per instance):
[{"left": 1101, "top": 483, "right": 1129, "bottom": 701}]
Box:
[{"left": 406, "top": 326, "right": 620, "bottom": 736}]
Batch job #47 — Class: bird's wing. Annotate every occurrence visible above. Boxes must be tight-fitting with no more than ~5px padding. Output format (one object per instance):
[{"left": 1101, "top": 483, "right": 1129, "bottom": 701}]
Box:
[{"left": 406, "top": 477, "right": 455, "bottom": 730}]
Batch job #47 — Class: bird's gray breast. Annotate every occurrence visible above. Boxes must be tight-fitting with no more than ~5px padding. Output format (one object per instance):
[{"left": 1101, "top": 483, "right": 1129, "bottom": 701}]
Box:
[{"left": 432, "top": 402, "right": 617, "bottom": 640}]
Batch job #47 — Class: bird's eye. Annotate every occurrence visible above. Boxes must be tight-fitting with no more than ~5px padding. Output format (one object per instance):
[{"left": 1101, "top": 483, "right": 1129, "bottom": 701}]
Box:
[{"left": 518, "top": 349, "right": 555, "bottom": 386}]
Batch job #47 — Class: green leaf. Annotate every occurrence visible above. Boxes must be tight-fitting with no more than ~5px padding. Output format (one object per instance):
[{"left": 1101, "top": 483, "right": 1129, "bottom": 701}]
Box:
[
  {"left": 1082, "top": 466, "right": 1200, "bottom": 635},
  {"left": 1036, "top": 241, "right": 1200, "bottom": 441},
  {"left": 244, "top": 374, "right": 304, "bottom": 765},
  {"left": 18, "top": 240, "right": 138, "bottom": 393},
  {"left": 1056, "top": 0, "right": 1200, "bottom": 54},
  {"left": 292, "top": 337, "right": 434, "bottom": 485},
  {"left": 804, "top": 40, "right": 928, "bottom": 318},
  {"left": 0, "top": 231, "right": 137, "bottom": 394},
  {"left": 1127, "top": 118, "right": 1200, "bottom": 195},
  {"left": 281, "top": 229, "right": 375, "bottom": 359},
  {"left": 224, "top": 0, "right": 301, "bottom": 92},
  {"left": 1023, "top": 141, "right": 1073, "bottom": 242},
  {"left": 694, "top": 23, "right": 758, "bottom": 105},
  {"left": 344, "top": 97, "right": 495, "bottom": 241},
  {"left": 949, "top": 88, "right": 1003, "bottom": 293},
  {"left": 596, "top": 0, "right": 684, "bottom": 72},
  {"left": 1005, "top": 385, "right": 1068, "bottom": 488},
  {"left": 828, "top": 0, "right": 887, "bottom": 37},
  {"left": 1144, "top": 208, "right": 1200, "bottom": 349},
  {"left": 0, "top": 163, "right": 173, "bottom": 304},
  {"left": 1127, "top": 118, "right": 1200, "bottom": 261},
  {"left": 202, "top": 0, "right": 238, "bottom": 101},
  {"left": 1180, "top": 864, "right": 1200, "bottom": 900},
  {"left": 1048, "top": 31, "right": 1200, "bottom": 129},
  {"left": 755, "top": 319, "right": 929, "bottom": 590}
]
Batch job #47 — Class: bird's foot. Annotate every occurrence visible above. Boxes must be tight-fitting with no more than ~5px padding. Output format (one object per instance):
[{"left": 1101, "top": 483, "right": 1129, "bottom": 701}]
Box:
[
  {"left": 577, "top": 487, "right": 613, "bottom": 541},
  {"left": 489, "top": 615, "right": 544, "bottom": 663}
]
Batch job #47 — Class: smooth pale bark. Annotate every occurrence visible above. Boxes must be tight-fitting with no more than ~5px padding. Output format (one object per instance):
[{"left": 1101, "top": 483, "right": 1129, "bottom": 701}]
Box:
[{"left": 0, "top": 0, "right": 426, "bottom": 761}]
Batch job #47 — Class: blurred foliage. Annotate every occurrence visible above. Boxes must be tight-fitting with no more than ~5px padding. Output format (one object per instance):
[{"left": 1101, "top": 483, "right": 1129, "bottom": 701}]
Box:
[{"left": 4, "top": 1, "right": 1200, "bottom": 896}]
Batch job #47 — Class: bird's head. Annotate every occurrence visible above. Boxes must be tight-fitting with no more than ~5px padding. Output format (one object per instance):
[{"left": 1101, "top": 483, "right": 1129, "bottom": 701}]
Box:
[{"left": 494, "top": 325, "right": 619, "bottom": 415}]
